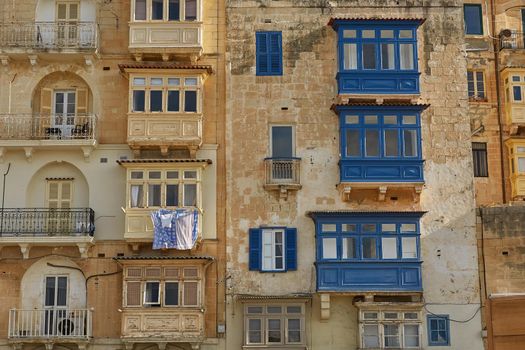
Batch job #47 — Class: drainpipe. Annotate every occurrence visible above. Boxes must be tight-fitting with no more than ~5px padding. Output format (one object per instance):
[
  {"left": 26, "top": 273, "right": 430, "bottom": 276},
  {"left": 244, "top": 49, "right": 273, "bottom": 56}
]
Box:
[
  {"left": 491, "top": 0, "right": 508, "bottom": 203},
  {"left": 8, "top": 73, "right": 16, "bottom": 114}
]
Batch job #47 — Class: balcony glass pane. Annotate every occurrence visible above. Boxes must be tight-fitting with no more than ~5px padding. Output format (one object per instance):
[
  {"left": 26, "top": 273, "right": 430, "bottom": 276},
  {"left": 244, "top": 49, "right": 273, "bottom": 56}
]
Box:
[
  {"left": 401, "top": 223, "right": 416, "bottom": 232},
  {"left": 343, "top": 29, "right": 356, "bottom": 38},
  {"left": 344, "top": 43, "right": 357, "bottom": 70},
  {"left": 152, "top": 0, "right": 164, "bottom": 20},
  {"left": 518, "top": 157, "right": 525, "bottom": 172},
  {"left": 362, "top": 30, "right": 375, "bottom": 38},
  {"left": 363, "top": 325, "right": 380, "bottom": 348},
  {"left": 267, "top": 306, "right": 282, "bottom": 313},
  {"left": 384, "top": 129, "right": 399, "bottom": 157},
  {"left": 384, "top": 324, "right": 400, "bottom": 347},
  {"left": 133, "top": 77, "right": 146, "bottom": 85},
  {"left": 166, "top": 184, "right": 179, "bottom": 206},
  {"left": 322, "top": 238, "right": 337, "bottom": 259},
  {"left": 342, "top": 224, "right": 357, "bottom": 232},
  {"left": 272, "top": 126, "right": 293, "bottom": 158},
  {"left": 381, "top": 43, "right": 395, "bottom": 69},
  {"left": 403, "top": 129, "right": 418, "bottom": 156},
  {"left": 362, "top": 224, "right": 376, "bottom": 232},
  {"left": 346, "top": 130, "right": 360, "bottom": 157},
  {"left": 167, "top": 90, "right": 180, "bottom": 111},
  {"left": 402, "top": 115, "right": 417, "bottom": 125},
  {"left": 149, "top": 171, "right": 161, "bottom": 179},
  {"left": 402, "top": 237, "right": 417, "bottom": 258},
  {"left": 57, "top": 277, "right": 68, "bottom": 306},
  {"left": 130, "top": 185, "right": 144, "bottom": 207},
  {"left": 135, "top": 0, "right": 146, "bottom": 20},
  {"left": 399, "top": 29, "right": 413, "bottom": 38},
  {"left": 183, "top": 184, "right": 197, "bottom": 206},
  {"left": 185, "top": 78, "right": 198, "bottom": 86},
  {"left": 404, "top": 325, "right": 419, "bottom": 347},
  {"left": 287, "top": 306, "right": 302, "bottom": 313},
  {"left": 150, "top": 90, "right": 163, "bottom": 112},
  {"left": 288, "top": 319, "right": 301, "bottom": 342},
  {"left": 148, "top": 184, "right": 161, "bottom": 206},
  {"left": 167, "top": 171, "right": 179, "bottom": 179},
  {"left": 362, "top": 237, "right": 377, "bottom": 258},
  {"left": 45, "top": 277, "right": 56, "bottom": 307},
  {"left": 384, "top": 115, "right": 397, "bottom": 124},
  {"left": 165, "top": 282, "right": 179, "bottom": 306},
  {"left": 131, "top": 171, "right": 143, "bottom": 179},
  {"left": 168, "top": 78, "right": 180, "bottom": 86},
  {"left": 362, "top": 44, "right": 376, "bottom": 69},
  {"left": 342, "top": 237, "right": 356, "bottom": 258},
  {"left": 382, "top": 224, "right": 396, "bottom": 232},
  {"left": 248, "top": 319, "right": 262, "bottom": 343},
  {"left": 185, "top": 0, "right": 197, "bottom": 20},
  {"left": 514, "top": 86, "right": 522, "bottom": 101},
  {"left": 400, "top": 43, "right": 414, "bottom": 70},
  {"left": 381, "top": 237, "right": 397, "bottom": 259},
  {"left": 365, "top": 130, "right": 379, "bottom": 157},
  {"left": 247, "top": 306, "right": 263, "bottom": 314},
  {"left": 381, "top": 30, "right": 394, "bottom": 38},
  {"left": 168, "top": 0, "right": 180, "bottom": 21},
  {"left": 183, "top": 281, "right": 198, "bottom": 305},
  {"left": 133, "top": 90, "right": 145, "bottom": 112},
  {"left": 144, "top": 282, "right": 160, "bottom": 304},
  {"left": 151, "top": 78, "right": 163, "bottom": 85},
  {"left": 268, "top": 319, "right": 281, "bottom": 343},
  {"left": 322, "top": 224, "right": 336, "bottom": 232},
  {"left": 184, "top": 91, "right": 197, "bottom": 112}
]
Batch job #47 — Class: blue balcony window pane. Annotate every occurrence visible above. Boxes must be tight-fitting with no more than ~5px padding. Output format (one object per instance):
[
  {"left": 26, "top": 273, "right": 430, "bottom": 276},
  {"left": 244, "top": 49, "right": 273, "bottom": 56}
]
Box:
[
  {"left": 381, "top": 43, "right": 395, "bottom": 70},
  {"left": 362, "top": 44, "right": 376, "bottom": 69},
  {"left": 133, "top": 90, "right": 145, "bottom": 112},
  {"left": 384, "top": 129, "right": 399, "bottom": 157},
  {"left": 464, "top": 4, "right": 483, "bottom": 35},
  {"left": 150, "top": 90, "right": 163, "bottom": 112},
  {"left": 167, "top": 90, "right": 180, "bottom": 112},
  {"left": 168, "top": 0, "right": 180, "bottom": 21},
  {"left": 513, "top": 86, "right": 522, "bottom": 101},
  {"left": 346, "top": 130, "right": 361, "bottom": 157},
  {"left": 184, "top": 91, "right": 197, "bottom": 112},
  {"left": 362, "top": 237, "right": 377, "bottom": 258},
  {"left": 403, "top": 129, "right": 418, "bottom": 157},
  {"left": 365, "top": 130, "right": 380, "bottom": 157}
]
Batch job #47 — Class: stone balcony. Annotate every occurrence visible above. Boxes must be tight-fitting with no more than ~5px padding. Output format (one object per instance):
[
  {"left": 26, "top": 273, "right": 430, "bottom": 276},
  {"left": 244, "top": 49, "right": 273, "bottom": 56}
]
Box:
[{"left": 263, "top": 158, "right": 302, "bottom": 199}]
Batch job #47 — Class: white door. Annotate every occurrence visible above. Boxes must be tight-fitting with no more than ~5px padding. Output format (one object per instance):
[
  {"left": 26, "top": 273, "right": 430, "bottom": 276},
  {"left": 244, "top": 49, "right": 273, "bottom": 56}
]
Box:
[
  {"left": 53, "top": 91, "right": 76, "bottom": 138},
  {"left": 44, "top": 276, "right": 68, "bottom": 335}
]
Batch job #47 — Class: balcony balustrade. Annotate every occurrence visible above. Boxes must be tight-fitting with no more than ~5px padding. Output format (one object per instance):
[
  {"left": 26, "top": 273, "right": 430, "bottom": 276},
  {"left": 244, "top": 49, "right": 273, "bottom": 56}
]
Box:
[
  {"left": 9, "top": 308, "right": 92, "bottom": 340},
  {"left": 263, "top": 158, "right": 302, "bottom": 198},
  {"left": 0, "top": 22, "right": 98, "bottom": 51}
]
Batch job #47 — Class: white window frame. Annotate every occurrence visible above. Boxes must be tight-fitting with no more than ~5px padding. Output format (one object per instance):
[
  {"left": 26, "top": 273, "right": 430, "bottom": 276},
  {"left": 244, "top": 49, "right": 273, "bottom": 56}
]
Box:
[
  {"left": 131, "top": 0, "right": 200, "bottom": 22},
  {"left": 359, "top": 309, "right": 421, "bottom": 349},
  {"left": 261, "top": 228, "right": 286, "bottom": 272}
]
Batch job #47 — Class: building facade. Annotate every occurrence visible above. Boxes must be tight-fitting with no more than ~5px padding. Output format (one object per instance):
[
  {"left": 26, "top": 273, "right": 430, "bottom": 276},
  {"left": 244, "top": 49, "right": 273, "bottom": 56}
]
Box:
[
  {"left": 0, "top": 1, "right": 226, "bottom": 350},
  {"left": 225, "top": 1, "right": 483, "bottom": 349}
]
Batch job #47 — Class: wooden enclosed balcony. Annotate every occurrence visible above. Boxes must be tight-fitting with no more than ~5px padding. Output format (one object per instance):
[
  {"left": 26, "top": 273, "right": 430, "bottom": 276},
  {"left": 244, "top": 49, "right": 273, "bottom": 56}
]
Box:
[
  {"left": 0, "top": 22, "right": 98, "bottom": 57},
  {"left": 263, "top": 158, "right": 302, "bottom": 199},
  {"left": 0, "top": 208, "right": 95, "bottom": 258},
  {"left": 9, "top": 308, "right": 92, "bottom": 341},
  {"left": 0, "top": 114, "right": 97, "bottom": 161}
]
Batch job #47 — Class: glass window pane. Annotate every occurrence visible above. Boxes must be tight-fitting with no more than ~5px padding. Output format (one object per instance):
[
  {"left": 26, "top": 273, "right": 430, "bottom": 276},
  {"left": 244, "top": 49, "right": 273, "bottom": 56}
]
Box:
[
  {"left": 135, "top": 0, "right": 146, "bottom": 20},
  {"left": 271, "top": 126, "right": 293, "bottom": 158},
  {"left": 342, "top": 224, "right": 357, "bottom": 232},
  {"left": 185, "top": 0, "right": 197, "bottom": 20},
  {"left": 362, "top": 30, "right": 375, "bottom": 38},
  {"left": 45, "top": 277, "right": 56, "bottom": 306},
  {"left": 131, "top": 171, "right": 143, "bottom": 179},
  {"left": 287, "top": 306, "right": 302, "bottom": 313},
  {"left": 402, "top": 237, "right": 417, "bottom": 258},
  {"left": 268, "top": 319, "right": 281, "bottom": 343},
  {"left": 365, "top": 115, "right": 378, "bottom": 124},
  {"left": 405, "top": 312, "right": 418, "bottom": 319},
  {"left": 57, "top": 277, "right": 67, "bottom": 306},
  {"left": 404, "top": 325, "right": 419, "bottom": 347},
  {"left": 133, "top": 90, "right": 145, "bottom": 112},
  {"left": 363, "top": 324, "right": 380, "bottom": 348},
  {"left": 144, "top": 282, "right": 160, "bottom": 303},
  {"left": 133, "top": 77, "right": 146, "bottom": 85},
  {"left": 363, "top": 312, "right": 378, "bottom": 319},
  {"left": 344, "top": 43, "right": 358, "bottom": 70},
  {"left": 183, "top": 184, "right": 197, "bottom": 206},
  {"left": 464, "top": 4, "right": 483, "bottom": 35},
  {"left": 362, "top": 237, "right": 377, "bottom": 258},
  {"left": 151, "top": 0, "right": 164, "bottom": 20},
  {"left": 267, "top": 306, "right": 282, "bottom": 313},
  {"left": 167, "top": 90, "right": 180, "bottom": 112},
  {"left": 381, "top": 43, "right": 395, "bottom": 69},
  {"left": 165, "top": 282, "right": 179, "bottom": 306},
  {"left": 288, "top": 319, "right": 301, "bottom": 343},
  {"left": 518, "top": 157, "right": 525, "bottom": 172},
  {"left": 384, "top": 324, "right": 400, "bottom": 347},
  {"left": 149, "top": 171, "right": 161, "bottom": 179},
  {"left": 166, "top": 184, "right": 179, "bottom": 206},
  {"left": 321, "top": 224, "right": 336, "bottom": 232},
  {"left": 399, "top": 29, "right": 413, "bottom": 38},
  {"left": 362, "top": 224, "right": 376, "bottom": 232},
  {"left": 322, "top": 238, "right": 337, "bottom": 259},
  {"left": 384, "top": 312, "right": 399, "bottom": 319},
  {"left": 185, "top": 78, "right": 198, "bottom": 86},
  {"left": 385, "top": 129, "right": 399, "bottom": 157},
  {"left": 150, "top": 90, "right": 163, "bottom": 112},
  {"left": 148, "top": 184, "right": 161, "bottom": 206},
  {"left": 184, "top": 171, "right": 197, "bottom": 179},
  {"left": 403, "top": 130, "right": 418, "bottom": 157},
  {"left": 169, "top": 0, "right": 180, "bottom": 21},
  {"left": 247, "top": 306, "right": 263, "bottom": 314},
  {"left": 346, "top": 130, "right": 360, "bottom": 157},
  {"left": 183, "top": 281, "right": 198, "bottom": 305},
  {"left": 381, "top": 30, "right": 394, "bottom": 38},
  {"left": 167, "top": 171, "right": 179, "bottom": 179},
  {"left": 365, "top": 130, "right": 379, "bottom": 157},
  {"left": 151, "top": 78, "right": 163, "bottom": 85},
  {"left": 514, "top": 86, "right": 522, "bottom": 101},
  {"left": 342, "top": 237, "right": 356, "bottom": 259},
  {"left": 382, "top": 237, "right": 398, "bottom": 259},
  {"left": 184, "top": 91, "right": 197, "bottom": 112},
  {"left": 130, "top": 185, "right": 144, "bottom": 208},
  {"left": 168, "top": 78, "right": 180, "bottom": 85},
  {"left": 384, "top": 115, "right": 397, "bottom": 124},
  {"left": 248, "top": 319, "right": 262, "bottom": 343},
  {"left": 382, "top": 224, "right": 396, "bottom": 232},
  {"left": 362, "top": 43, "right": 377, "bottom": 69},
  {"left": 402, "top": 115, "right": 417, "bottom": 125},
  {"left": 400, "top": 43, "right": 415, "bottom": 70},
  {"left": 343, "top": 29, "right": 356, "bottom": 38},
  {"left": 401, "top": 223, "right": 416, "bottom": 232},
  {"left": 345, "top": 115, "right": 359, "bottom": 124}
]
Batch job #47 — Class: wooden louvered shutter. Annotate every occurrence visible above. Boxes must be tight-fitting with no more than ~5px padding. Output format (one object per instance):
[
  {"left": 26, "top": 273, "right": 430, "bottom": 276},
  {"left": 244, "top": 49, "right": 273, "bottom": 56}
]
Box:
[
  {"left": 126, "top": 281, "right": 142, "bottom": 306},
  {"left": 47, "top": 181, "right": 72, "bottom": 208},
  {"left": 41, "top": 88, "right": 53, "bottom": 116},
  {"left": 76, "top": 88, "right": 88, "bottom": 115},
  {"left": 269, "top": 33, "right": 282, "bottom": 75},
  {"left": 256, "top": 32, "right": 269, "bottom": 75}
]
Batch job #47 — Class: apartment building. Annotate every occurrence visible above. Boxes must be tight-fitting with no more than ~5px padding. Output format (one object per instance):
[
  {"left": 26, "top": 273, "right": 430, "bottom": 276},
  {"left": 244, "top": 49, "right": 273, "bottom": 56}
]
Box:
[
  {"left": 225, "top": 0, "right": 483, "bottom": 349},
  {"left": 465, "top": 1, "right": 525, "bottom": 349},
  {"left": 0, "top": 1, "right": 226, "bottom": 350}
]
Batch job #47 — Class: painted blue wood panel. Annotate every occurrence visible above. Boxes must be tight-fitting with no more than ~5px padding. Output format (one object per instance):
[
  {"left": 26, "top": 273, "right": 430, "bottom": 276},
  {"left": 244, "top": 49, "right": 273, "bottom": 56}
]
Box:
[
  {"left": 340, "top": 159, "right": 424, "bottom": 182},
  {"left": 338, "top": 72, "right": 420, "bottom": 94},
  {"left": 317, "top": 262, "right": 422, "bottom": 291}
]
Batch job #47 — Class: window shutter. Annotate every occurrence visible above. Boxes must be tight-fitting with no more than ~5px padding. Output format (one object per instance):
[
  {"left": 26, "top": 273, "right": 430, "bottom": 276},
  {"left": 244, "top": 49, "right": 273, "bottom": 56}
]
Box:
[
  {"left": 183, "top": 281, "right": 198, "bottom": 306},
  {"left": 256, "top": 33, "right": 269, "bottom": 75},
  {"left": 40, "top": 88, "right": 53, "bottom": 116},
  {"left": 249, "top": 228, "right": 261, "bottom": 271},
  {"left": 126, "top": 281, "right": 142, "bottom": 306},
  {"left": 285, "top": 228, "right": 297, "bottom": 270},
  {"left": 269, "top": 33, "right": 282, "bottom": 74},
  {"left": 76, "top": 88, "right": 88, "bottom": 115}
]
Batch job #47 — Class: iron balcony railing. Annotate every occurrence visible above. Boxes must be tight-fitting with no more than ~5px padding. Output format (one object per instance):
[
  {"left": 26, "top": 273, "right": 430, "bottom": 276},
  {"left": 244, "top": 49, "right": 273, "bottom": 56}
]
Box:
[
  {"left": 0, "top": 208, "right": 95, "bottom": 237},
  {"left": 0, "top": 114, "right": 97, "bottom": 141},
  {"left": 264, "top": 157, "right": 301, "bottom": 186},
  {"left": 500, "top": 30, "right": 525, "bottom": 50},
  {"left": 9, "top": 309, "right": 92, "bottom": 339},
  {"left": 0, "top": 22, "right": 98, "bottom": 50}
]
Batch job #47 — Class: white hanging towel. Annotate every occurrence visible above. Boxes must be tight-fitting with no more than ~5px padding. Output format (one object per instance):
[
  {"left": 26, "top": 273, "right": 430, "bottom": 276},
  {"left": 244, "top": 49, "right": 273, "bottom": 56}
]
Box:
[{"left": 174, "top": 209, "right": 198, "bottom": 250}]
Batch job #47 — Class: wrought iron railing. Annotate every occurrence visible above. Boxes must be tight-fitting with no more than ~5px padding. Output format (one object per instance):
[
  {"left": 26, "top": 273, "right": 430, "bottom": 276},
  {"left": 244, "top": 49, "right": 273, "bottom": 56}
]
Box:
[
  {"left": 9, "top": 309, "right": 92, "bottom": 339},
  {"left": 0, "top": 114, "right": 97, "bottom": 141},
  {"left": 264, "top": 158, "right": 301, "bottom": 186},
  {"left": 500, "top": 30, "right": 525, "bottom": 50},
  {"left": 0, "top": 22, "right": 98, "bottom": 50},
  {"left": 0, "top": 208, "right": 94, "bottom": 237}
]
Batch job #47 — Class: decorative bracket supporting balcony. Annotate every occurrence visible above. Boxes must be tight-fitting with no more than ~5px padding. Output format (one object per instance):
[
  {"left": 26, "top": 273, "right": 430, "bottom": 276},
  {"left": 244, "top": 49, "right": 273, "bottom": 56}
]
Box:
[
  {"left": 23, "top": 147, "right": 33, "bottom": 162},
  {"left": 77, "top": 243, "right": 90, "bottom": 258},
  {"left": 339, "top": 183, "right": 424, "bottom": 203},
  {"left": 28, "top": 55, "right": 38, "bottom": 68},
  {"left": 18, "top": 244, "right": 31, "bottom": 259},
  {"left": 81, "top": 147, "right": 93, "bottom": 162},
  {"left": 84, "top": 55, "right": 94, "bottom": 67},
  {"left": 320, "top": 293, "right": 330, "bottom": 321},
  {"left": 0, "top": 55, "right": 8, "bottom": 71}
]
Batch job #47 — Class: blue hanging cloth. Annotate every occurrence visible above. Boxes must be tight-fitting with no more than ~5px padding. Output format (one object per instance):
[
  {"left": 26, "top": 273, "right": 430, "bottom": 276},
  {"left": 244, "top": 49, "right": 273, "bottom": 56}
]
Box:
[{"left": 151, "top": 208, "right": 198, "bottom": 250}]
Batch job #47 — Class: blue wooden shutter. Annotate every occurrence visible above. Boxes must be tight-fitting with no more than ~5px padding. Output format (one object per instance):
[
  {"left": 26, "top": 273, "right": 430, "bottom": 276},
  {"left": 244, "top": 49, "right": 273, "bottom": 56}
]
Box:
[
  {"left": 285, "top": 228, "right": 297, "bottom": 271},
  {"left": 249, "top": 228, "right": 261, "bottom": 271},
  {"left": 269, "top": 33, "right": 282, "bottom": 75},
  {"left": 256, "top": 32, "right": 269, "bottom": 75}
]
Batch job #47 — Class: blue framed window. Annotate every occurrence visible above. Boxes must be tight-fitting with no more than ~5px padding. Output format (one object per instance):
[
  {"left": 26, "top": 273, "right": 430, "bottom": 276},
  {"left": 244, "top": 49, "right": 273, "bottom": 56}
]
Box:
[
  {"left": 427, "top": 315, "right": 450, "bottom": 346},
  {"left": 309, "top": 211, "right": 423, "bottom": 292},
  {"left": 249, "top": 227, "right": 297, "bottom": 272},
  {"left": 464, "top": 4, "right": 483, "bottom": 35},
  {"left": 256, "top": 32, "right": 283, "bottom": 76},
  {"left": 330, "top": 19, "right": 423, "bottom": 94},
  {"left": 334, "top": 104, "right": 426, "bottom": 183}
]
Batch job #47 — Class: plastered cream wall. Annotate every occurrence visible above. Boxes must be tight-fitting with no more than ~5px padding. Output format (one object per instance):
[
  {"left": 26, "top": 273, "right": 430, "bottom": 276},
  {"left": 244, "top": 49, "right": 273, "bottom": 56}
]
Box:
[
  {"left": 226, "top": 1, "right": 483, "bottom": 349},
  {"left": 0, "top": 0, "right": 227, "bottom": 348}
]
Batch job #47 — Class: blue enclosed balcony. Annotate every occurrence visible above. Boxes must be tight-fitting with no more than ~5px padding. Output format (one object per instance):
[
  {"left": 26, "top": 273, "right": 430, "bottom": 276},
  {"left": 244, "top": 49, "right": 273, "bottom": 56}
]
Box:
[{"left": 308, "top": 211, "right": 424, "bottom": 292}]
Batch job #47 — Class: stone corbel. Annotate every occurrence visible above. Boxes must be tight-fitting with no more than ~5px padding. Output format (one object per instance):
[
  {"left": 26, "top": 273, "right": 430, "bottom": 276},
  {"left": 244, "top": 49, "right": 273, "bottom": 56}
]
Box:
[
  {"left": 160, "top": 145, "right": 169, "bottom": 157},
  {"left": 413, "top": 185, "right": 423, "bottom": 202},
  {"left": 161, "top": 53, "right": 170, "bottom": 62},
  {"left": 77, "top": 243, "right": 90, "bottom": 258},
  {"left": 188, "top": 146, "right": 198, "bottom": 159},
  {"left": 18, "top": 244, "right": 31, "bottom": 259},
  {"left": 509, "top": 123, "right": 519, "bottom": 136},
  {"left": 81, "top": 147, "right": 92, "bottom": 162},
  {"left": 342, "top": 185, "right": 352, "bottom": 202},
  {"left": 77, "top": 344, "right": 89, "bottom": 350},
  {"left": 84, "top": 55, "right": 94, "bottom": 67},
  {"left": 10, "top": 343, "right": 22, "bottom": 350},
  {"left": 378, "top": 186, "right": 388, "bottom": 201},
  {"left": 0, "top": 147, "right": 6, "bottom": 163},
  {"left": 23, "top": 147, "right": 33, "bottom": 162},
  {"left": 0, "top": 55, "right": 9, "bottom": 72},
  {"left": 123, "top": 342, "right": 134, "bottom": 350},
  {"left": 279, "top": 185, "right": 288, "bottom": 200},
  {"left": 157, "top": 343, "right": 167, "bottom": 350},
  {"left": 320, "top": 293, "right": 330, "bottom": 321},
  {"left": 28, "top": 55, "right": 38, "bottom": 67},
  {"left": 133, "top": 53, "right": 143, "bottom": 62},
  {"left": 44, "top": 344, "right": 53, "bottom": 350},
  {"left": 190, "top": 344, "right": 200, "bottom": 350}
]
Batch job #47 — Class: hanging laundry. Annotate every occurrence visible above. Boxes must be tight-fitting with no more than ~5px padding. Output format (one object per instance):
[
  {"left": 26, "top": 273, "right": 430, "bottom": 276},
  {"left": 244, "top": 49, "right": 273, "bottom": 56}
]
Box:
[{"left": 151, "top": 208, "right": 198, "bottom": 250}]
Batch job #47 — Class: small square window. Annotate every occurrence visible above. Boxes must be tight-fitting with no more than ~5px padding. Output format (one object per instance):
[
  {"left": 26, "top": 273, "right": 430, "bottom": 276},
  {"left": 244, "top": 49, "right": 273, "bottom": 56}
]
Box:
[
  {"left": 185, "top": 78, "right": 198, "bottom": 86},
  {"left": 133, "top": 77, "right": 146, "bottom": 85},
  {"left": 168, "top": 78, "right": 180, "bottom": 86},
  {"left": 150, "top": 78, "right": 163, "bottom": 85},
  {"left": 428, "top": 315, "right": 450, "bottom": 346}
]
